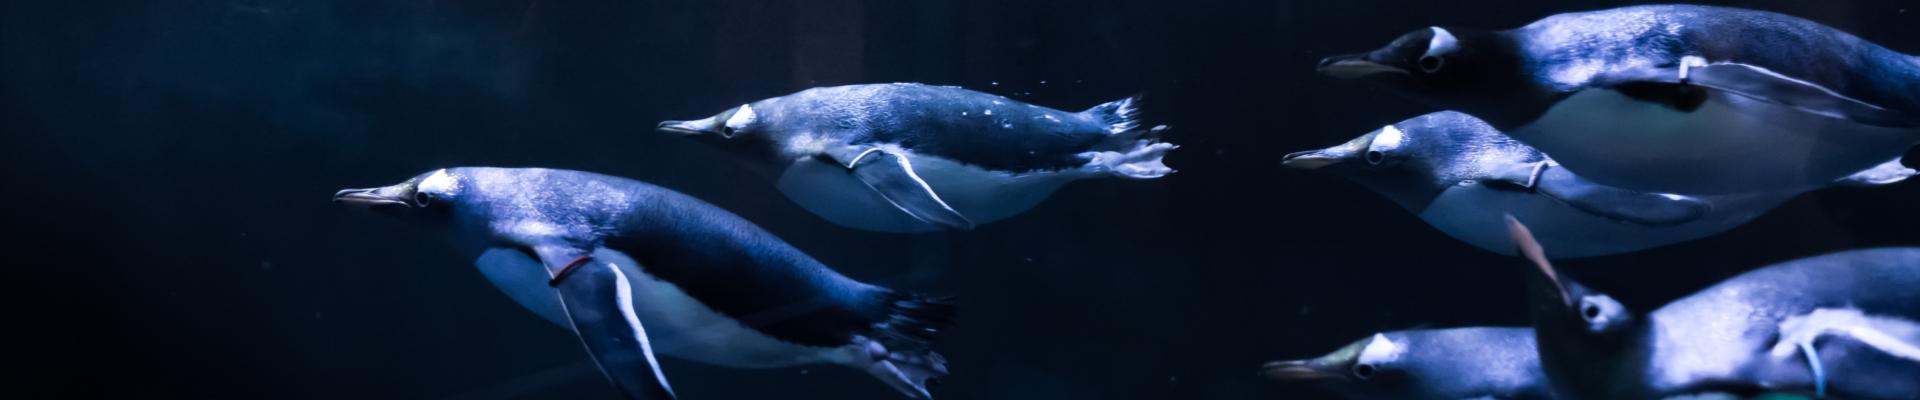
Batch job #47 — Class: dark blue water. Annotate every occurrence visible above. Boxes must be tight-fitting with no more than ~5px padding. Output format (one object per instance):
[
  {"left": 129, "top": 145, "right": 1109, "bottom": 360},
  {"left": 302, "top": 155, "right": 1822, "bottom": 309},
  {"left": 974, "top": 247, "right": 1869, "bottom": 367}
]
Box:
[{"left": 7, "top": 0, "right": 1919, "bottom": 398}]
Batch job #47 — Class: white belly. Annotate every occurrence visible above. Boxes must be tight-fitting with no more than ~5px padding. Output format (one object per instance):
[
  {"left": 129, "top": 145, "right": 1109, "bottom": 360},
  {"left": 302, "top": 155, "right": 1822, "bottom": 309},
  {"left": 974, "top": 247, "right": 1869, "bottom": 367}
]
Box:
[
  {"left": 776, "top": 155, "right": 1081, "bottom": 232},
  {"left": 1515, "top": 89, "right": 1917, "bottom": 194},
  {"left": 1417, "top": 185, "right": 1790, "bottom": 258},
  {"left": 472, "top": 248, "right": 852, "bottom": 368}
]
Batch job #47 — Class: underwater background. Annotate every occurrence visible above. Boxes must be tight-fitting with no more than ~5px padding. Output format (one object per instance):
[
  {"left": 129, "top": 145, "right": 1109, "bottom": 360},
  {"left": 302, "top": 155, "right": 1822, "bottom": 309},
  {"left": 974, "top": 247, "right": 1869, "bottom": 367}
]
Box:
[{"left": 7, "top": 0, "right": 1920, "bottom": 398}]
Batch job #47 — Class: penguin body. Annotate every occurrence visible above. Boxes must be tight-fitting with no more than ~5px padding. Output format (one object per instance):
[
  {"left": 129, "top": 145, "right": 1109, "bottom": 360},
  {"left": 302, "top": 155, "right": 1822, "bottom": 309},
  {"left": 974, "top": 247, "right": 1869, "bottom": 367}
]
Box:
[
  {"left": 1284, "top": 112, "right": 1910, "bottom": 258},
  {"left": 336, "top": 167, "right": 954, "bottom": 399},
  {"left": 660, "top": 83, "right": 1174, "bottom": 232},
  {"left": 1264, "top": 327, "right": 1551, "bottom": 400},
  {"left": 1321, "top": 5, "right": 1920, "bottom": 194},
  {"left": 1504, "top": 219, "right": 1920, "bottom": 399}
]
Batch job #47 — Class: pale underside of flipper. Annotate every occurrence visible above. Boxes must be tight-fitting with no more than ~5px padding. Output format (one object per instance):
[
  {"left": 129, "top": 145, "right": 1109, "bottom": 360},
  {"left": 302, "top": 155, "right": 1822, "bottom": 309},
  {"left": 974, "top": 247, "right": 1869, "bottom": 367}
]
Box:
[
  {"left": 1598, "top": 56, "right": 1920, "bottom": 128},
  {"left": 825, "top": 145, "right": 976, "bottom": 230},
  {"left": 1482, "top": 160, "right": 1711, "bottom": 227},
  {"left": 538, "top": 247, "right": 678, "bottom": 400}
]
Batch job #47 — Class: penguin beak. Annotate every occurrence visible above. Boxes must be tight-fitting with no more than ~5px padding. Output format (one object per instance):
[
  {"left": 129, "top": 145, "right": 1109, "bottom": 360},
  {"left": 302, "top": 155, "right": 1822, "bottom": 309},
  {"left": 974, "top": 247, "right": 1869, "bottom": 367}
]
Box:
[
  {"left": 1317, "top": 54, "right": 1408, "bottom": 79},
  {"left": 1260, "top": 359, "right": 1338, "bottom": 381},
  {"left": 333, "top": 186, "right": 411, "bottom": 208},
  {"left": 656, "top": 118, "right": 718, "bottom": 136},
  {"left": 1505, "top": 215, "right": 1574, "bottom": 307},
  {"left": 1282, "top": 150, "right": 1343, "bottom": 170}
]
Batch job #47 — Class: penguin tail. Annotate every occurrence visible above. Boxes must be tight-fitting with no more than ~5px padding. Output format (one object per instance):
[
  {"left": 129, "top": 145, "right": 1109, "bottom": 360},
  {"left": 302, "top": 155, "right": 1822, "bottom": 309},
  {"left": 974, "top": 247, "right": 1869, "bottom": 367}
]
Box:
[
  {"left": 864, "top": 292, "right": 955, "bottom": 399},
  {"left": 1083, "top": 93, "right": 1144, "bottom": 134}
]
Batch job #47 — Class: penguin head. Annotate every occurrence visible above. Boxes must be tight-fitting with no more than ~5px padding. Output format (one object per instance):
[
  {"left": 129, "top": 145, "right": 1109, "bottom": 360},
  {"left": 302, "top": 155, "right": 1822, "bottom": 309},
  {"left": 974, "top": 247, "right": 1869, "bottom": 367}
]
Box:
[
  {"left": 1263, "top": 332, "right": 1425, "bottom": 398},
  {"left": 1319, "top": 27, "right": 1531, "bottom": 113},
  {"left": 334, "top": 168, "right": 465, "bottom": 221},
  {"left": 658, "top": 103, "right": 765, "bottom": 141},
  {"left": 1504, "top": 216, "right": 1635, "bottom": 337},
  {"left": 1283, "top": 112, "right": 1520, "bottom": 213}
]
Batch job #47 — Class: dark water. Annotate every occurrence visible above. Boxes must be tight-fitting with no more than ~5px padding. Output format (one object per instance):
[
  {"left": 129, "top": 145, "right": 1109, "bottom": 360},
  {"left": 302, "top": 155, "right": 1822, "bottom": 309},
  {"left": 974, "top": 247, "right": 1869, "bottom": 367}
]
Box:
[{"left": 7, "top": 0, "right": 1920, "bottom": 398}]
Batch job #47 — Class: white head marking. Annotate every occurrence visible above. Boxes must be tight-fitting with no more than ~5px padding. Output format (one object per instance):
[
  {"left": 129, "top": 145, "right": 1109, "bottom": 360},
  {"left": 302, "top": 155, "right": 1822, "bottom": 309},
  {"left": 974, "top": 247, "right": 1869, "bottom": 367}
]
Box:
[
  {"left": 1357, "top": 333, "right": 1406, "bottom": 364},
  {"left": 724, "top": 104, "right": 758, "bottom": 131},
  {"left": 417, "top": 168, "right": 459, "bottom": 195},
  {"left": 1426, "top": 27, "right": 1459, "bottom": 57},
  {"left": 1370, "top": 125, "right": 1407, "bottom": 154}
]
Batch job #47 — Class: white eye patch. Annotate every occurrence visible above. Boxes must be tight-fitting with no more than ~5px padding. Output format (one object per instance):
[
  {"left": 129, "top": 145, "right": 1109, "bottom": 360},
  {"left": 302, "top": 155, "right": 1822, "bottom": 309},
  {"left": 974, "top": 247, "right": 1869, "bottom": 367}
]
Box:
[
  {"left": 1357, "top": 333, "right": 1406, "bottom": 364},
  {"left": 418, "top": 168, "right": 459, "bottom": 195},
  {"left": 1426, "top": 27, "right": 1460, "bottom": 57},
  {"left": 1369, "top": 125, "right": 1407, "bottom": 154},
  {"left": 724, "top": 104, "right": 758, "bottom": 131}
]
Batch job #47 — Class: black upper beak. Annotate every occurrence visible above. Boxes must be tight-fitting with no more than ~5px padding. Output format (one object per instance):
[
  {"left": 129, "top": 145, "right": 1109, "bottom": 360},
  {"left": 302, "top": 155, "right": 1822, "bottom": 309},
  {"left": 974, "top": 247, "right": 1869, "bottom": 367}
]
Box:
[
  {"left": 1317, "top": 53, "right": 1409, "bottom": 79},
  {"left": 333, "top": 187, "right": 410, "bottom": 207}
]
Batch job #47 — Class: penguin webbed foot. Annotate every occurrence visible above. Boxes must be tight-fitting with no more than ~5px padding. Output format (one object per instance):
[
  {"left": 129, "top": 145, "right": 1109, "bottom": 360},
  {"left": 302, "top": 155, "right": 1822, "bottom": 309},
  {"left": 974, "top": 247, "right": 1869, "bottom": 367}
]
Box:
[
  {"left": 855, "top": 338, "right": 949, "bottom": 400},
  {"left": 1833, "top": 156, "right": 1918, "bottom": 187},
  {"left": 1082, "top": 125, "right": 1176, "bottom": 179}
]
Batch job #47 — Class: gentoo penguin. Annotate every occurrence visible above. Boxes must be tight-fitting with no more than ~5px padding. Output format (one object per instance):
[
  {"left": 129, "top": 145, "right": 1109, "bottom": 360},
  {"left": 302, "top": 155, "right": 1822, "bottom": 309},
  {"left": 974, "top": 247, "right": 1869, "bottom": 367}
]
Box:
[
  {"left": 1504, "top": 217, "right": 1920, "bottom": 399},
  {"left": 1282, "top": 111, "right": 1913, "bottom": 258},
  {"left": 334, "top": 167, "right": 955, "bottom": 399},
  {"left": 1262, "top": 327, "right": 1550, "bottom": 400},
  {"left": 657, "top": 83, "right": 1176, "bottom": 232},
  {"left": 1318, "top": 4, "right": 1920, "bottom": 194}
]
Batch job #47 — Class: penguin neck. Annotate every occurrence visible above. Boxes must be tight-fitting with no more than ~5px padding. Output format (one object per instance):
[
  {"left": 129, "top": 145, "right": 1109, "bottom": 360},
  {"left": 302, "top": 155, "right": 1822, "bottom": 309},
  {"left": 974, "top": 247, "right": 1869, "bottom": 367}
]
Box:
[
  {"left": 691, "top": 134, "right": 789, "bottom": 180},
  {"left": 1442, "top": 31, "right": 1565, "bottom": 131},
  {"left": 1528, "top": 294, "right": 1651, "bottom": 398},
  {"left": 1343, "top": 171, "right": 1446, "bottom": 214}
]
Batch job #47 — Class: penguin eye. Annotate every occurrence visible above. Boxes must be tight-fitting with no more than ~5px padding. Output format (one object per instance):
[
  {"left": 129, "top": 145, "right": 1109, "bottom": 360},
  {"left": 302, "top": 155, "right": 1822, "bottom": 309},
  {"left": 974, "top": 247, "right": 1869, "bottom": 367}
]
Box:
[
  {"left": 1418, "top": 55, "right": 1445, "bottom": 73},
  {"left": 720, "top": 125, "right": 736, "bottom": 138},
  {"left": 1581, "top": 301, "right": 1602, "bottom": 321},
  {"left": 413, "top": 192, "right": 432, "bottom": 207},
  {"left": 1365, "top": 150, "right": 1387, "bottom": 166},
  {"left": 1352, "top": 363, "right": 1376, "bottom": 380}
]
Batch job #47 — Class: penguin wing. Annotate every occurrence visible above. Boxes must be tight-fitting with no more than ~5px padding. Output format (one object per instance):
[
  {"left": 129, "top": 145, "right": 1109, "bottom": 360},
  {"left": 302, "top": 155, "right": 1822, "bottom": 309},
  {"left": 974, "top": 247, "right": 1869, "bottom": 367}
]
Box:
[
  {"left": 1598, "top": 60, "right": 1920, "bottom": 128},
  {"left": 824, "top": 145, "right": 976, "bottom": 230},
  {"left": 1485, "top": 161, "right": 1711, "bottom": 227},
  {"left": 538, "top": 247, "right": 678, "bottom": 400}
]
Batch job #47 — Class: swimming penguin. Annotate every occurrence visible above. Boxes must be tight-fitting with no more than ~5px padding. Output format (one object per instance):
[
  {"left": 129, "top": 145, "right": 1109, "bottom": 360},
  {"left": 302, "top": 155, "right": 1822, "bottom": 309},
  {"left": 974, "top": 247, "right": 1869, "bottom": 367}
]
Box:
[
  {"left": 1504, "top": 217, "right": 1920, "bottom": 399},
  {"left": 334, "top": 167, "right": 955, "bottom": 399},
  {"left": 1282, "top": 111, "right": 1913, "bottom": 258},
  {"left": 657, "top": 83, "right": 1176, "bottom": 232},
  {"left": 1318, "top": 4, "right": 1920, "bottom": 194},
  {"left": 1262, "top": 327, "right": 1550, "bottom": 400}
]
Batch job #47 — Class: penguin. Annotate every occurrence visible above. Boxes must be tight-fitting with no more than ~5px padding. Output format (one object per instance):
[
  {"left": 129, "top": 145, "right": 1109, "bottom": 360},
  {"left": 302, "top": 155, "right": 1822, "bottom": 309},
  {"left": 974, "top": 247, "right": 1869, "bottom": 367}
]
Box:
[
  {"left": 334, "top": 167, "right": 955, "bottom": 399},
  {"left": 657, "top": 83, "right": 1176, "bottom": 232},
  {"left": 1504, "top": 216, "right": 1920, "bottom": 399},
  {"left": 1282, "top": 111, "right": 1913, "bottom": 258},
  {"left": 1317, "top": 4, "right": 1920, "bottom": 195},
  {"left": 1262, "top": 327, "right": 1551, "bottom": 400}
]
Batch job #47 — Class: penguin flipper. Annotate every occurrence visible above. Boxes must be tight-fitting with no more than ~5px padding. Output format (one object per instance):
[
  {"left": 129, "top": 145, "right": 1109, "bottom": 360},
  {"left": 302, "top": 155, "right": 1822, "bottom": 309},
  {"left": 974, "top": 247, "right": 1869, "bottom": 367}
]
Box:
[
  {"left": 826, "top": 145, "right": 975, "bottom": 230},
  {"left": 1834, "top": 156, "right": 1917, "bottom": 187},
  {"left": 537, "top": 247, "right": 678, "bottom": 400},
  {"left": 1767, "top": 308, "right": 1920, "bottom": 397},
  {"left": 1601, "top": 59, "right": 1919, "bottom": 127},
  {"left": 1486, "top": 162, "right": 1712, "bottom": 227}
]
